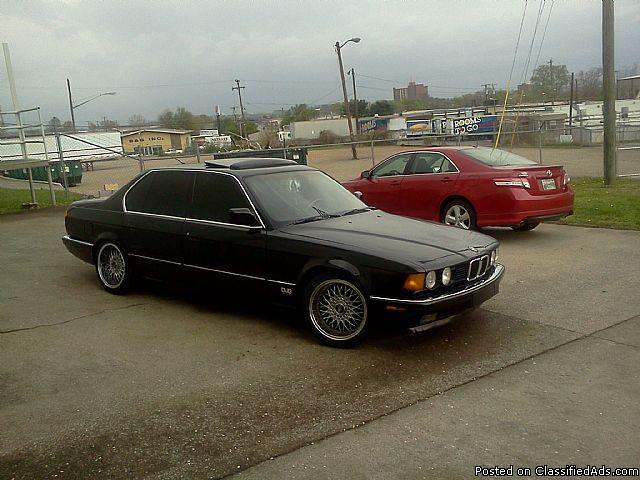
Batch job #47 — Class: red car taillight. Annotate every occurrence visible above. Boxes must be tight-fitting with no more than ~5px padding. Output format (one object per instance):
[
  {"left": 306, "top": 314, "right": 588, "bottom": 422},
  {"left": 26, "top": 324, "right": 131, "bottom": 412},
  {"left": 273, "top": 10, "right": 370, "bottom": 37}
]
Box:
[{"left": 493, "top": 178, "right": 531, "bottom": 189}]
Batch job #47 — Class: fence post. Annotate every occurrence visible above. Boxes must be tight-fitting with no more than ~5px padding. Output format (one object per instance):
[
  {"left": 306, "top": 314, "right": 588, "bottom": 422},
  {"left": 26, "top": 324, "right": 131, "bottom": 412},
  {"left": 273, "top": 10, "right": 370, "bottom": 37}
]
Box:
[
  {"left": 370, "top": 138, "right": 375, "bottom": 166},
  {"left": 137, "top": 131, "right": 145, "bottom": 172},
  {"left": 54, "top": 126, "right": 68, "bottom": 194},
  {"left": 538, "top": 121, "right": 544, "bottom": 164},
  {"left": 193, "top": 139, "right": 201, "bottom": 163}
]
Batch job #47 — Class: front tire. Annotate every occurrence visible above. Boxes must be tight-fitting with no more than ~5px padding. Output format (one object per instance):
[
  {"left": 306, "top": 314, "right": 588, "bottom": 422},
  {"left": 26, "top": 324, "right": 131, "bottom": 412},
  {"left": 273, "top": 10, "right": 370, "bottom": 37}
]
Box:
[
  {"left": 95, "top": 242, "right": 131, "bottom": 294},
  {"left": 511, "top": 222, "right": 540, "bottom": 231},
  {"left": 304, "top": 275, "right": 369, "bottom": 347},
  {"left": 441, "top": 200, "right": 477, "bottom": 230}
]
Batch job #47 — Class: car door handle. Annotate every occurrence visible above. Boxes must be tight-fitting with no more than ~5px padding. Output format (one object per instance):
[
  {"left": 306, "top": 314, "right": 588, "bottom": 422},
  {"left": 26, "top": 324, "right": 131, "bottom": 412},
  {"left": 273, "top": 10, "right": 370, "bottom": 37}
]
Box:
[{"left": 441, "top": 177, "right": 453, "bottom": 183}]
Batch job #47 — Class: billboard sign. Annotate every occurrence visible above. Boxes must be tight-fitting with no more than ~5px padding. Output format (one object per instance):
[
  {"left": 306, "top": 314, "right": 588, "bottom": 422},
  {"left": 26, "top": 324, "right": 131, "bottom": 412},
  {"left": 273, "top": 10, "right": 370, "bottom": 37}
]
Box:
[
  {"left": 359, "top": 118, "right": 389, "bottom": 134},
  {"left": 452, "top": 116, "right": 497, "bottom": 135},
  {"left": 406, "top": 119, "right": 431, "bottom": 137}
]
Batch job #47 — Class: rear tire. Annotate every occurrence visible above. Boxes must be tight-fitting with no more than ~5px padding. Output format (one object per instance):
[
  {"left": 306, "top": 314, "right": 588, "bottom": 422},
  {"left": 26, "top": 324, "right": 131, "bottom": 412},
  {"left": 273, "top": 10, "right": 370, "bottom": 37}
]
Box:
[
  {"left": 511, "top": 222, "right": 540, "bottom": 231},
  {"left": 95, "top": 242, "right": 132, "bottom": 294},
  {"left": 441, "top": 200, "right": 477, "bottom": 230},
  {"left": 304, "top": 274, "right": 369, "bottom": 347}
]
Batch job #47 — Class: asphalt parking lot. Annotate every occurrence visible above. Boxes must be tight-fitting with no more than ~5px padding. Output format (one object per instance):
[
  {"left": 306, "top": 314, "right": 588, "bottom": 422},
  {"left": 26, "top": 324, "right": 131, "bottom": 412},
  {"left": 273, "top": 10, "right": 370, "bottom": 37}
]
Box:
[{"left": 1, "top": 209, "right": 639, "bottom": 479}]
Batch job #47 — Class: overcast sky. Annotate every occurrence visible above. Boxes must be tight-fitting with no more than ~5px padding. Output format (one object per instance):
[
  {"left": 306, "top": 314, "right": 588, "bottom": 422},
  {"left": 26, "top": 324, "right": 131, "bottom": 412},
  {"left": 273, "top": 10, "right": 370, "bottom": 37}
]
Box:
[{"left": 1, "top": 0, "right": 638, "bottom": 125}]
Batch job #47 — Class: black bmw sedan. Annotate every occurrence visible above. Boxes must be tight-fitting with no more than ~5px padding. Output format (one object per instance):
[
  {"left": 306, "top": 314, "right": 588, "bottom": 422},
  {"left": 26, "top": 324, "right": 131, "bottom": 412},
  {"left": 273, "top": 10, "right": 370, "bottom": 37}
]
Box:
[{"left": 63, "top": 158, "right": 504, "bottom": 346}]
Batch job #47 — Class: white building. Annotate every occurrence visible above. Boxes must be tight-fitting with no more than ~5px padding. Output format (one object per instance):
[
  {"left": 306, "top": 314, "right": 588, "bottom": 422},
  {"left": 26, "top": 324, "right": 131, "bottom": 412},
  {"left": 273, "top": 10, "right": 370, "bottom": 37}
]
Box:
[{"left": 290, "top": 118, "right": 350, "bottom": 140}]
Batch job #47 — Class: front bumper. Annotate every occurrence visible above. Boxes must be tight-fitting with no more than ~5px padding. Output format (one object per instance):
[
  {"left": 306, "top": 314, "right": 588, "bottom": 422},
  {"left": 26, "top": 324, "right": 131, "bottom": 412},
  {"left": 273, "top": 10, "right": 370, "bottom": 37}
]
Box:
[
  {"left": 62, "top": 235, "right": 94, "bottom": 264},
  {"left": 371, "top": 263, "right": 505, "bottom": 327}
]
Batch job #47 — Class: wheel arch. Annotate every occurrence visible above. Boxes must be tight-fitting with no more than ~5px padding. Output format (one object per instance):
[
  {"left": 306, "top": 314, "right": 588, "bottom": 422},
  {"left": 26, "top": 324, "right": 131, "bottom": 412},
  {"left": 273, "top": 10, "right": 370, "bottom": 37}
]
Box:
[
  {"left": 296, "top": 259, "right": 368, "bottom": 299},
  {"left": 91, "top": 232, "right": 125, "bottom": 262},
  {"left": 439, "top": 195, "right": 477, "bottom": 221}
]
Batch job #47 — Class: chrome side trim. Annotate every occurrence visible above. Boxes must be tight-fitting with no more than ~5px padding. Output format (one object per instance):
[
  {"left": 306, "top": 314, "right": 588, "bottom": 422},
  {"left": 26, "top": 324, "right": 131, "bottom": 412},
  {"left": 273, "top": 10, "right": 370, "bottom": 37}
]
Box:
[
  {"left": 127, "top": 210, "right": 185, "bottom": 221},
  {"left": 183, "top": 263, "right": 265, "bottom": 281},
  {"left": 128, "top": 254, "right": 268, "bottom": 281},
  {"left": 63, "top": 235, "right": 93, "bottom": 247},
  {"left": 185, "top": 217, "right": 257, "bottom": 229},
  {"left": 128, "top": 253, "right": 182, "bottom": 266},
  {"left": 267, "top": 279, "right": 297, "bottom": 286},
  {"left": 126, "top": 252, "right": 294, "bottom": 286},
  {"left": 370, "top": 264, "right": 504, "bottom": 305}
]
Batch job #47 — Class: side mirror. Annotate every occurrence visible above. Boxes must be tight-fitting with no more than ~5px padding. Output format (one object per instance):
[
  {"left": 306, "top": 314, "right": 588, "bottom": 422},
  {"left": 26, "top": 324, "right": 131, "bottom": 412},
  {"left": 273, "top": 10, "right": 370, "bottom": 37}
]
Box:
[
  {"left": 361, "top": 170, "right": 371, "bottom": 179},
  {"left": 353, "top": 191, "right": 363, "bottom": 200},
  {"left": 229, "top": 208, "right": 261, "bottom": 228}
]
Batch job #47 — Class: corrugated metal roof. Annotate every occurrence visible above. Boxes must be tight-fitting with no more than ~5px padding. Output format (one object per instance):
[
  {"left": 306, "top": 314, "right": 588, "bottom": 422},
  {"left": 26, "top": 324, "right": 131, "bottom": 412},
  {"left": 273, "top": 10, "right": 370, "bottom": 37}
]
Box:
[{"left": 120, "top": 128, "right": 192, "bottom": 137}]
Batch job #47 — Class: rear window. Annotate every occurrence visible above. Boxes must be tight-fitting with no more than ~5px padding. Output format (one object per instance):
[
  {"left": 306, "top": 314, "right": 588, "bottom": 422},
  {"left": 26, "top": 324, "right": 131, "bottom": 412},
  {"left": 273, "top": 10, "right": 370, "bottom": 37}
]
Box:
[
  {"left": 461, "top": 148, "right": 537, "bottom": 166},
  {"left": 125, "top": 170, "right": 192, "bottom": 217}
]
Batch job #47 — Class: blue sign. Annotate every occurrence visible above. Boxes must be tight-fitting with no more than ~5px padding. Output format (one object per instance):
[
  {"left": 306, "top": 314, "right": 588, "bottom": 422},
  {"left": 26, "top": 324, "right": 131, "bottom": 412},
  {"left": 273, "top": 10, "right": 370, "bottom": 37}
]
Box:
[
  {"left": 452, "top": 116, "right": 497, "bottom": 135},
  {"left": 360, "top": 118, "right": 389, "bottom": 133}
]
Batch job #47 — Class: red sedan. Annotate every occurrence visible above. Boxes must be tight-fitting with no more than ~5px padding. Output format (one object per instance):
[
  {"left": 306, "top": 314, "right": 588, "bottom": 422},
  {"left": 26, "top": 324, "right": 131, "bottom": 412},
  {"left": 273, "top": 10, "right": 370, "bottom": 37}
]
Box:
[{"left": 342, "top": 147, "right": 574, "bottom": 231}]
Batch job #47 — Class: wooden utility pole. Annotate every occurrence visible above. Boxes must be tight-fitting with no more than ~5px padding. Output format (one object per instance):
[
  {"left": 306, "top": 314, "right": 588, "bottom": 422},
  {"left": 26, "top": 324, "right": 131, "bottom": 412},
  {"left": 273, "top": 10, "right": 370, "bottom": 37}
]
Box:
[
  {"left": 349, "top": 68, "right": 360, "bottom": 134},
  {"left": 569, "top": 72, "right": 575, "bottom": 129},
  {"left": 335, "top": 41, "right": 357, "bottom": 159},
  {"left": 602, "top": 0, "right": 616, "bottom": 184},
  {"left": 232, "top": 80, "right": 246, "bottom": 122},
  {"left": 548, "top": 59, "right": 554, "bottom": 105}
]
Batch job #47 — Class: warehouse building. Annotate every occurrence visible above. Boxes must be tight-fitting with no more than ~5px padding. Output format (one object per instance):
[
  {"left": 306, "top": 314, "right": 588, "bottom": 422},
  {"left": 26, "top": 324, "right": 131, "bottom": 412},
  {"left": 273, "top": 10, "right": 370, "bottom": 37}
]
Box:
[
  {"left": 120, "top": 129, "right": 191, "bottom": 155},
  {"left": 289, "top": 118, "right": 350, "bottom": 141},
  {"left": 617, "top": 75, "right": 640, "bottom": 100}
]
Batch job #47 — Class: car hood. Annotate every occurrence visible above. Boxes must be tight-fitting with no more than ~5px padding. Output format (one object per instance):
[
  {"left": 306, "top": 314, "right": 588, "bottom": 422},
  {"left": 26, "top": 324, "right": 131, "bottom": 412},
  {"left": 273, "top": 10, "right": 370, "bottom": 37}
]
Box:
[{"left": 279, "top": 210, "right": 497, "bottom": 269}]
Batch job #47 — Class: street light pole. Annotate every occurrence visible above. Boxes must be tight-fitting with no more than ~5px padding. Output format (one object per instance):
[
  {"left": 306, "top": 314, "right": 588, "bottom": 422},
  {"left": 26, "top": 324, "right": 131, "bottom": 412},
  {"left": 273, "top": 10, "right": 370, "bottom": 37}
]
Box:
[
  {"left": 67, "top": 78, "right": 76, "bottom": 133},
  {"left": 335, "top": 37, "right": 360, "bottom": 160},
  {"left": 67, "top": 78, "right": 116, "bottom": 134}
]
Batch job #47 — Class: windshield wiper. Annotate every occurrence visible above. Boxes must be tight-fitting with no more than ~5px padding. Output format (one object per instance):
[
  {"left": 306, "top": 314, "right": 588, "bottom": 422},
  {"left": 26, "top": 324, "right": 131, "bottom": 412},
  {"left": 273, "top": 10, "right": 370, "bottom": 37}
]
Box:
[
  {"left": 312, "top": 206, "right": 332, "bottom": 218},
  {"left": 338, "top": 206, "right": 376, "bottom": 217},
  {"left": 287, "top": 215, "right": 328, "bottom": 226},
  {"left": 287, "top": 206, "right": 343, "bottom": 226}
]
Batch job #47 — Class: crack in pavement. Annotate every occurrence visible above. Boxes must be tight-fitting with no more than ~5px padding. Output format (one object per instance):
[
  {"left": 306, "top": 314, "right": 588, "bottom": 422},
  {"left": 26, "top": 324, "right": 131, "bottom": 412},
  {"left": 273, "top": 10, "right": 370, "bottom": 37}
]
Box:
[
  {"left": 222, "top": 311, "right": 640, "bottom": 479},
  {"left": 0, "top": 303, "right": 148, "bottom": 335},
  {"left": 482, "top": 307, "right": 640, "bottom": 341}
]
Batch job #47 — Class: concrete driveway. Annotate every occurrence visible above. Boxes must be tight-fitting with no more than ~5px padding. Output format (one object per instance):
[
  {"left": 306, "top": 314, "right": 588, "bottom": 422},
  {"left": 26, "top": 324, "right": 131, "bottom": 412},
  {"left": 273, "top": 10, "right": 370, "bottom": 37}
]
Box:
[{"left": 1, "top": 210, "right": 638, "bottom": 479}]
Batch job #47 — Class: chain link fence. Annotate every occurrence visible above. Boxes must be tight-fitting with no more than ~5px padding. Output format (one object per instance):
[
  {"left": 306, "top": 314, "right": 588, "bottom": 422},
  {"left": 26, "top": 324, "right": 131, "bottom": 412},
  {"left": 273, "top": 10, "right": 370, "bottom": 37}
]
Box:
[{"left": 2, "top": 125, "right": 638, "bottom": 201}]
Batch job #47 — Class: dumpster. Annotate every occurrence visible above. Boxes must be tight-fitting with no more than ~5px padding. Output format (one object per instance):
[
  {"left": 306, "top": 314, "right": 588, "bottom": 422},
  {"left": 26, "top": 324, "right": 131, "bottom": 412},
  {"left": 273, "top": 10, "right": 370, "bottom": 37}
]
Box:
[
  {"left": 212, "top": 147, "right": 307, "bottom": 165},
  {"left": 4, "top": 160, "right": 83, "bottom": 186}
]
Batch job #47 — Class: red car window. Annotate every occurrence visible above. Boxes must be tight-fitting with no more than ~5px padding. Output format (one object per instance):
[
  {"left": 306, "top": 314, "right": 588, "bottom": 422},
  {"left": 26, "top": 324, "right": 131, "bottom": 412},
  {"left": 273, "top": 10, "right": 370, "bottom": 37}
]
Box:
[{"left": 372, "top": 154, "right": 412, "bottom": 177}]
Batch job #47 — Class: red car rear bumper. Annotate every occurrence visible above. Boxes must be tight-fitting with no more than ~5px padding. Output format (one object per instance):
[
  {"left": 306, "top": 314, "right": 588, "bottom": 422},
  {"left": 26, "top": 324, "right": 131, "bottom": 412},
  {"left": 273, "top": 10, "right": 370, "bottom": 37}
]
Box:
[{"left": 477, "top": 187, "right": 574, "bottom": 227}]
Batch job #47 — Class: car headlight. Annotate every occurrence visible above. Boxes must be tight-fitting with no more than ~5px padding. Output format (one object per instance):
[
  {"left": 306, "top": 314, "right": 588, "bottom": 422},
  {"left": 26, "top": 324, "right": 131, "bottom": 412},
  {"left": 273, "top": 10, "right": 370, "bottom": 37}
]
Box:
[
  {"left": 491, "top": 249, "right": 497, "bottom": 266},
  {"left": 442, "top": 267, "right": 452, "bottom": 286},
  {"left": 426, "top": 271, "right": 437, "bottom": 289}
]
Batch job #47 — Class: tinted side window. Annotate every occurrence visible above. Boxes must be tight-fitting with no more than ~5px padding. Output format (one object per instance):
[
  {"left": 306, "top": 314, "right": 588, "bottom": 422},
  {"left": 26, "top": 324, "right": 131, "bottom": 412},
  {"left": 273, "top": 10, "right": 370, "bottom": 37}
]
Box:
[
  {"left": 410, "top": 153, "right": 458, "bottom": 174},
  {"left": 125, "top": 173, "right": 153, "bottom": 212},
  {"left": 191, "top": 173, "right": 251, "bottom": 223},
  {"left": 372, "top": 154, "right": 412, "bottom": 177},
  {"left": 126, "top": 171, "right": 192, "bottom": 217}
]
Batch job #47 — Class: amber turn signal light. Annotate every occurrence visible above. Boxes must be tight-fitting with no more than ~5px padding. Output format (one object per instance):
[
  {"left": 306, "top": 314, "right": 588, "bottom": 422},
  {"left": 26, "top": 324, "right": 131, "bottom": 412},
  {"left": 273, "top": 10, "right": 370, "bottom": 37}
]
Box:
[{"left": 403, "top": 273, "right": 425, "bottom": 292}]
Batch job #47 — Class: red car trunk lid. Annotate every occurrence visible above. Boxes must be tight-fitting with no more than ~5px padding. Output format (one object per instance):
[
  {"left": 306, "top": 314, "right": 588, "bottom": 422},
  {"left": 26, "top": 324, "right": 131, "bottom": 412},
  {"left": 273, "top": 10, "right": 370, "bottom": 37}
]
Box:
[{"left": 494, "top": 165, "right": 567, "bottom": 195}]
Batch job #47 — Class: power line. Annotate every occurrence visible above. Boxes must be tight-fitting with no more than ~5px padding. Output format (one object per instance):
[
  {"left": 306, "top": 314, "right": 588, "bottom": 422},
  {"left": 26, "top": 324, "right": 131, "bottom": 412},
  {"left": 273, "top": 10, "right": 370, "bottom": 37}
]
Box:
[
  {"left": 507, "top": 0, "right": 529, "bottom": 87},
  {"left": 519, "top": 0, "right": 546, "bottom": 83},
  {"left": 495, "top": 0, "right": 530, "bottom": 148},
  {"left": 533, "top": 0, "right": 554, "bottom": 70},
  {"left": 357, "top": 73, "right": 478, "bottom": 90}
]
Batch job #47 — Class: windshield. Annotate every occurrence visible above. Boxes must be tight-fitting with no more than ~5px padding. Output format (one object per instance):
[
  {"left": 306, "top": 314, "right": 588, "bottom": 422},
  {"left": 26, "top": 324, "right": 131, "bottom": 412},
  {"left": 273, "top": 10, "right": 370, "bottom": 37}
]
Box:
[
  {"left": 462, "top": 147, "right": 537, "bottom": 166},
  {"left": 244, "top": 170, "right": 368, "bottom": 226}
]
